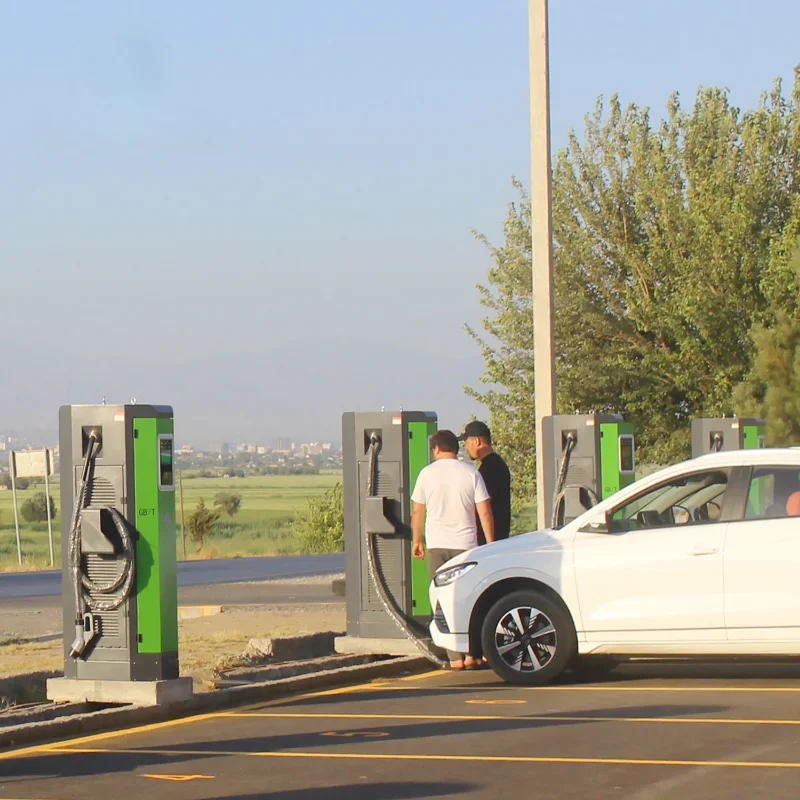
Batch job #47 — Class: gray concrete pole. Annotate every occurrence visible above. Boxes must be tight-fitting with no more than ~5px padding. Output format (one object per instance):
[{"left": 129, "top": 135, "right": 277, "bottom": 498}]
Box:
[{"left": 529, "top": 0, "right": 556, "bottom": 529}]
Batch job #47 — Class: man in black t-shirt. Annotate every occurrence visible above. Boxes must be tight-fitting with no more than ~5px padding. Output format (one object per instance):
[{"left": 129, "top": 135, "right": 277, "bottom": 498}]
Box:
[{"left": 459, "top": 421, "right": 511, "bottom": 546}]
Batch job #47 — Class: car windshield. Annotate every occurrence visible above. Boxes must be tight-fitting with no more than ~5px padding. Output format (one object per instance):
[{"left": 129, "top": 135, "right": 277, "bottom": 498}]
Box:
[{"left": 608, "top": 470, "right": 729, "bottom": 531}]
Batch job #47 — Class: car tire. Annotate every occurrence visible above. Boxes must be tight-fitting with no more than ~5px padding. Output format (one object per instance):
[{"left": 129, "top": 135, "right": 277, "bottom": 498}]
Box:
[{"left": 481, "top": 589, "right": 576, "bottom": 686}]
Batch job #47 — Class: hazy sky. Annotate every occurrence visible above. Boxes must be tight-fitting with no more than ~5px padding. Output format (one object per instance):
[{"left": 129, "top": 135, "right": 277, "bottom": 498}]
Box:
[{"left": 2, "top": 1, "right": 800, "bottom": 443}]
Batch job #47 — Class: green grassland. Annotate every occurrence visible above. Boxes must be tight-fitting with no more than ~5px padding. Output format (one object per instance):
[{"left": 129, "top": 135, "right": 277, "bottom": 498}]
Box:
[{"left": 0, "top": 473, "right": 341, "bottom": 572}]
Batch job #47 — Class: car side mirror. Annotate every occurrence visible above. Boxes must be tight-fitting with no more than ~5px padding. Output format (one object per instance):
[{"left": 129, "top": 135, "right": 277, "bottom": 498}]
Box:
[{"left": 580, "top": 509, "right": 611, "bottom": 534}]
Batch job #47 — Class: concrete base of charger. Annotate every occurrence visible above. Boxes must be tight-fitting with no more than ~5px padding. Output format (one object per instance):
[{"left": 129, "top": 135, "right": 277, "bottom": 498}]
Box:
[{"left": 46, "top": 677, "right": 193, "bottom": 707}]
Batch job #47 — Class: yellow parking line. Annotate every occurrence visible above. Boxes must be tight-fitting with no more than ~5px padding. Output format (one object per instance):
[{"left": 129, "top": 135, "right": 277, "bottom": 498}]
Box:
[
  {"left": 236, "top": 668, "right": 443, "bottom": 713},
  {"left": 0, "top": 671, "right": 438, "bottom": 761},
  {"left": 396, "top": 670, "right": 442, "bottom": 682},
  {"left": 0, "top": 712, "right": 224, "bottom": 762},
  {"left": 218, "top": 711, "right": 800, "bottom": 726},
  {"left": 372, "top": 684, "right": 800, "bottom": 694},
  {"left": 41, "top": 746, "right": 800, "bottom": 769}
]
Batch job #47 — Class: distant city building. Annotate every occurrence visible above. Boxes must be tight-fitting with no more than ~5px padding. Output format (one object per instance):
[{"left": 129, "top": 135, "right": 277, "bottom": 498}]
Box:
[
  {"left": 221, "top": 442, "right": 231, "bottom": 455},
  {"left": 273, "top": 436, "right": 293, "bottom": 452}
]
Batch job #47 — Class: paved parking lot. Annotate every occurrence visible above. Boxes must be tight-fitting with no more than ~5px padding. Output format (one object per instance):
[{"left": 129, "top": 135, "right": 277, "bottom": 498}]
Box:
[{"left": 5, "top": 662, "right": 800, "bottom": 799}]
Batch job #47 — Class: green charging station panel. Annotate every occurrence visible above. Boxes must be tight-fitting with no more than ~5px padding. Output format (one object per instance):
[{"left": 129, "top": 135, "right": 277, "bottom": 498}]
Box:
[
  {"left": 408, "top": 418, "right": 438, "bottom": 618},
  {"left": 599, "top": 419, "right": 637, "bottom": 498}
]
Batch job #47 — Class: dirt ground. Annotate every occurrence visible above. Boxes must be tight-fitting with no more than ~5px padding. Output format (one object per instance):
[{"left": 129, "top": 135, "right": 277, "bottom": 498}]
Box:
[{"left": 0, "top": 578, "right": 345, "bottom": 685}]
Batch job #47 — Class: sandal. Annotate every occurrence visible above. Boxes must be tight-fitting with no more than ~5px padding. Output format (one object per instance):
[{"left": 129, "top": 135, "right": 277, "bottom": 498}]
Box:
[{"left": 446, "top": 660, "right": 466, "bottom": 670}]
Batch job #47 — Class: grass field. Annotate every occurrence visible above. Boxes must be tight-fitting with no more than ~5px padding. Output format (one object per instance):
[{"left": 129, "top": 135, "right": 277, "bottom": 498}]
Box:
[{"left": 0, "top": 473, "right": 342, "bottom": 572}]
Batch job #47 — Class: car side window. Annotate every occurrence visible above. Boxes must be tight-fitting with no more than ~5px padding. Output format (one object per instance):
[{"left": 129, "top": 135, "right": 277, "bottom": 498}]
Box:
[
  {"left": 744, "top": 467, "right": 800, "bottom": 520},
  {"left": 609, "top": 470, "right": 730, "bottom": 533}
]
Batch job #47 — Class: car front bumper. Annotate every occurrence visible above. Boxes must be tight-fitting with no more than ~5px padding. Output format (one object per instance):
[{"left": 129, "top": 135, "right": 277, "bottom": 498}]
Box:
[{"left": 429, "top": 580, "right": 471, "bottom": 654}]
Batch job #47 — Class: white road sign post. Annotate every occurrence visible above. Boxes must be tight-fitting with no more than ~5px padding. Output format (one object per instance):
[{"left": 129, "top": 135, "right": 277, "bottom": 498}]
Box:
[
  {"left": 10, "top": 448, "right": 56, "bottom": 568},
  {"left": 9, "top": 453, "right": 21, "bottom": 567}
]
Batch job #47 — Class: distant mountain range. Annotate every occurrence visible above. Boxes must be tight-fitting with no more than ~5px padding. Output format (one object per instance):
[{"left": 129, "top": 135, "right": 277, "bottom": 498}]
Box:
[{"left": 1, "top": 338, "right": 488, "bottom": 446}]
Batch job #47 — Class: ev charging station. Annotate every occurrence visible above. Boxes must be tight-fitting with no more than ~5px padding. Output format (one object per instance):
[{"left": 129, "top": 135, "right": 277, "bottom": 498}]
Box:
[
  {"left": 339, "top": 410, "right": 440, "bottom": 656},
  {"left": 691, "top": 417, "right": 766, "bottom": 458},
  {"left": 47, "top": 404, "right": 192, "bottom": 706},
  {"left": 542, "top": 414, "right": 636, "bottom": 528}
]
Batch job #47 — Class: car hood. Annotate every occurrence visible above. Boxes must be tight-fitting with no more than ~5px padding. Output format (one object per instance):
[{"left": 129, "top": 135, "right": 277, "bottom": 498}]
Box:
[{"left": 443, "top": 529, "right": 557, "bottom": 567}]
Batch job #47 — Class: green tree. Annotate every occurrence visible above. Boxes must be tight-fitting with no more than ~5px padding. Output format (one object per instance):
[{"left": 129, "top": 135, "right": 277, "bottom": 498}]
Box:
[
  {"left": 20, "top": 492, "right": 57, "bottom": 523},
  {"left": 186, "top": 499, "right": 220, "bottom": 551},
  {"left": 734, "top": 221, "right": 800, "bottom": 444},
  {"left": 733, "top": 312, "right": 800, "bottom": 446},
  {"left": 469, "top": 74, "right": 800, "bottom": 505},
  {"left": 294, "top": 483, "right": 344, "bottom": 554},
  {"left": 213, "top": 491, "right": 242, "bottom": 518}
]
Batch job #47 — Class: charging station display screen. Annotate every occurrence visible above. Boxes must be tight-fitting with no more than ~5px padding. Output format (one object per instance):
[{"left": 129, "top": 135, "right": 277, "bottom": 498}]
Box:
[
  {"left": 159, "top": 436, "right": 174, "bottom": 489},
  {"left": 619, "top": 435, "right": 635, "bottom": 474}
]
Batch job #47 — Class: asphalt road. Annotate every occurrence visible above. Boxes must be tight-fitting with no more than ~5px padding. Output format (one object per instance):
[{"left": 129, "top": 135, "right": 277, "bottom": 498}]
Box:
[
  {"left": 5, "top": 661, "right": 800, "bottom": 798},
  {"left": 0, "top": 554, "right": 345, "bottom": 600}
]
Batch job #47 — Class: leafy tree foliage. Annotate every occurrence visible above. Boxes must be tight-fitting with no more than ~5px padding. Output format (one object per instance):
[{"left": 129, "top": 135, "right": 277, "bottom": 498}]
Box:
[
  {"left": 734, "top": 212, "right": 800, "bottom": 444},
  {"left": 469, "top": 73, "right": 800, "bottom": 505},
  {"left": 20, "top": 492, "right": 56, "bottom": 523},
  {"left": 186, "top": 499, "right": 220, "bottom": 551},
  {"left": 294, "top": 483, "right": 344, "bottom": 554},
  {"left": 214, "top": 491, "right": 242, "bottom": 517}
]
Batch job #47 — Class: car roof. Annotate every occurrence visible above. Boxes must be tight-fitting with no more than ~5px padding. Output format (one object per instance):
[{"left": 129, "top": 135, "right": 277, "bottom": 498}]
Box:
[{"left": 593, "top": 448, "right": 800, "bottom": 511}]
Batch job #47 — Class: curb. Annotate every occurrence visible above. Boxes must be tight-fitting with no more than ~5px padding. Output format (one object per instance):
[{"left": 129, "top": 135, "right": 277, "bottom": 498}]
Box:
[
  {"left": 0, "top": 656, "right": 428, "bottom": 753},
  {"left": 210, "top": 653, "right": 375, "bottom": 688},
  {"left": 243, "top": 631, "right": 342, "bottom": 662}
]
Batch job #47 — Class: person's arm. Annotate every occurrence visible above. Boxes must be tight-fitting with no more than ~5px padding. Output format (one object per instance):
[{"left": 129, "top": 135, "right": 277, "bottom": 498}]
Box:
[
  {"left": 411, "top": 501, "right": 426, "bottom": 559},
  {"left": 477, "top": 499, "right": 495, "bottom": 544},
  {"left": 410, "top": 470, "right": 427, "bottom": 560},
  {"left": 474, "top": 471, "right": 494, "bottom": 544}
]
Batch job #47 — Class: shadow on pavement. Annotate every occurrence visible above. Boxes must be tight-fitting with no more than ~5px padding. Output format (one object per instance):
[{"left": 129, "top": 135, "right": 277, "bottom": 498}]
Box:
[{"left": 221, "top": 782, "right": 476, "bottom": 800}]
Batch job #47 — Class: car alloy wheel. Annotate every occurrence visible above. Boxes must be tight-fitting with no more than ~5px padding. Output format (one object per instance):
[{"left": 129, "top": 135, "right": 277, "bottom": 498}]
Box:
[
  {"left": 482, "top": 589, "right": 576, "bottom": 685},
  {"left": 494, "top": 605, "right": 556, "bottom": 672}
]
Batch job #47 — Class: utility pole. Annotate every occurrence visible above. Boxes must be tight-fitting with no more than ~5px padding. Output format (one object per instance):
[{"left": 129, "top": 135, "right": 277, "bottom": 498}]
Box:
[
  {"left": 179, "top": 469, "right": 187, "bottom": 559},
  {"left": 529, "top": 0, "right": 556, "bottom": 529}
]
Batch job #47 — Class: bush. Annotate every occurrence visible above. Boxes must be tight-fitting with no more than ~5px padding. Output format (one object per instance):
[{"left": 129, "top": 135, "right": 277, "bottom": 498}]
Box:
[
  {"left": 20, "top": 492, "right": 57, "bottom": 523},
  {"left": 213, "top": 491, "right": 242, "bottom": 517},
  {"left": 186, "top": 499, "right": 220, "bottom": 551},
  {"left": 3, "top": 475, "right": 30, "bottom": 490},
  {"left": 294, "top": 483, "right": 344, "bottom": 554}
]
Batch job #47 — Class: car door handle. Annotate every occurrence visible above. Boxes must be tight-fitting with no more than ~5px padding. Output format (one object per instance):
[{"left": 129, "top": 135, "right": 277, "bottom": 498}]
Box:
[{"left": 690, "top": 547, "right": 719, "bottom": 556}]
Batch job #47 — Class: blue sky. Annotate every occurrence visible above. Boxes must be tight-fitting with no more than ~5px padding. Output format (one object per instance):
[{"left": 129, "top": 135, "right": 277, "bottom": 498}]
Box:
[{"left": 2, "top": 0, "right": 799, "bottom": 441}]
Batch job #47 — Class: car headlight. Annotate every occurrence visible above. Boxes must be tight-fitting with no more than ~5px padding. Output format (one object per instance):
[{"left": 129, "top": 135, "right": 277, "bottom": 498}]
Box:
[{"left": 433, "top": 562, "right": 477, "bottom": 587}]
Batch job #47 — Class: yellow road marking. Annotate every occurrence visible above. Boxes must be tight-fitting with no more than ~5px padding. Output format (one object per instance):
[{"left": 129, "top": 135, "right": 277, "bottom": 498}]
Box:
[
  {"left": 466, "top": 699, "right": 527, "bottom": 705},
  {"left": 141, "top": 774, "right": 214, "bottom": 781},
  {"left": 219, "top": 711, "right": 800, "bottom": 726},
  {"left": 0, "top": 670, "right": 439, "bottom": 761},
  {"left": 397, "top": 670, "right": 442, "bottom": 682},
  {"left": 41, "top": 746, "right": 800, "bottom": 769},
  {"left": 0, "top": 666, "right": 415, "bottom": 759},
  {"left": 233, "top": 669, "right": 440, "bottom": 714},
  {"left": 0, "top": 712, "right": 223, "bottom": 762},
  {"left": 320, "top": 731, "right": 390, "bottom": 738},
  {"left": 367, "top": 684, "right": 800, "bottom": 694}
]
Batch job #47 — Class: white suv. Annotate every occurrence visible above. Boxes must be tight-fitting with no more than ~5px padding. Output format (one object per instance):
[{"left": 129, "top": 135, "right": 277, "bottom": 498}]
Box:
[{"left": 429, "top": 448, "right": 800, "bottom": 684}]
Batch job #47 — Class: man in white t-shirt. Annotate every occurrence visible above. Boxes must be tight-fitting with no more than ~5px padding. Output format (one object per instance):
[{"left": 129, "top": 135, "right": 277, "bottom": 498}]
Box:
[{"left": 411, "top": 429, "right": 494, "bottom": 669}]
